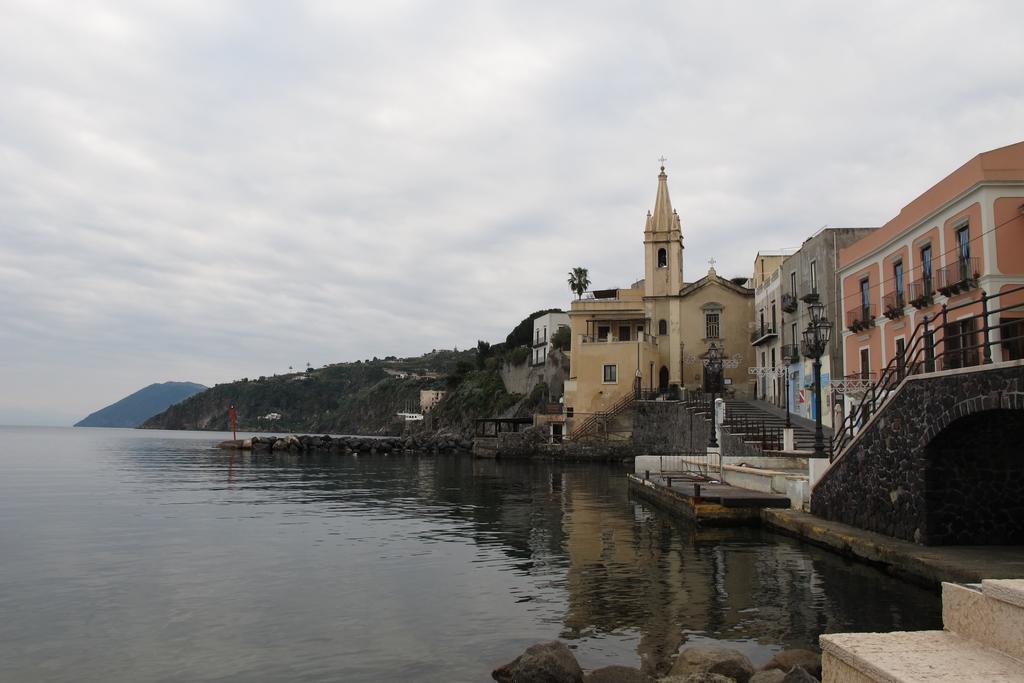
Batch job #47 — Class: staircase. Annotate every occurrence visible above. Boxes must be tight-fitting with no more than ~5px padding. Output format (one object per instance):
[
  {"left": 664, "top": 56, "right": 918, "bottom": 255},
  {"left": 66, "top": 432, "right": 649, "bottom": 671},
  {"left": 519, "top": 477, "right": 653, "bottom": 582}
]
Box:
[
  {"left": 569, "top": 391, "right": 636, "bottom": 441},
  {"left": 723, "top": 400, "right": 825, "bottom": 452},
  {"left": 821, "top": 579, "right": 1024, "bottom": 682}
]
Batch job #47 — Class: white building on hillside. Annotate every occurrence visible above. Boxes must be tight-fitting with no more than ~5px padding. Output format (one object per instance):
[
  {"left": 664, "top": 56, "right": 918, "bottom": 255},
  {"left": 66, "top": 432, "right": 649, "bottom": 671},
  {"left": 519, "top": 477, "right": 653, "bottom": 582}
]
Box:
[{"left": 532, "top": 311, "right": 570, "bottom": 365}]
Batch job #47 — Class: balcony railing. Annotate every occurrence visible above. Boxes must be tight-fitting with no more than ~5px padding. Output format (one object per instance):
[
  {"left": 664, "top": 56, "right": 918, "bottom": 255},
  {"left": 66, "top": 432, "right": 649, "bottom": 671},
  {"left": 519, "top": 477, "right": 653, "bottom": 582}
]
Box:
[
  {"left": 781, "top": 292, "right": 799, "bottom": 313},
  {"left": 580, "top": 332, "right": 657, "bottom": 344},
  {"left": 800, "top": 282, "right": 820, "bottom": 303},
  {"left": 780, "top": 344, "right": 800, "bottom": 363},
  {"left": 750, "top": 325, "right": 778, "bottom": 345},
  {"left": 883, "top": 291, "right": 906, "bottom": 320},
  {"left": 846, "top": 305, "right": 875, "bottom": 332},
  {"left": 908, "top": 277, "right": 934, "bottom": 309},
  {"left": 937, "top": 257, "right": 980, "bottom": 297}
]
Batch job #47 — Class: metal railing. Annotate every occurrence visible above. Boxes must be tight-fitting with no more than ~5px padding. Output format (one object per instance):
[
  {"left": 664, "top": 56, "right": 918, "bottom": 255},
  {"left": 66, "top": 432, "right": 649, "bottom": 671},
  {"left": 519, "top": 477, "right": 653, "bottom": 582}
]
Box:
[
  {"left": 908, "top": 277, "right": 934, "bottom": 309},
  {"left": 845, "top": 305, "right": 875, "bottom": 331},
  {"left": 579, "top": 332, "right": 657, "bottom": 344},
  {"left": 781, "top": 292, "right": 799, "bottom": 313},
  {"left": 780, "top": 344, "right": 800, "bottom": 363},
  {"left": 831, "top": 284, "right": 1024, "bottom": 460},
  {"left": 569, "top": 390, "right": 636, "bottom": 440},
  {"left": 721, "top": 414, "right": 784, "bottom": 451},
  {"left": 751, "top": 325, "right": 777, "bottom": 344},
  {"left": 883, "top": 291, "right": 906, "bottom": 319},
  {"left": 937, "top": 257, "right": 980, "bottom": 297}
]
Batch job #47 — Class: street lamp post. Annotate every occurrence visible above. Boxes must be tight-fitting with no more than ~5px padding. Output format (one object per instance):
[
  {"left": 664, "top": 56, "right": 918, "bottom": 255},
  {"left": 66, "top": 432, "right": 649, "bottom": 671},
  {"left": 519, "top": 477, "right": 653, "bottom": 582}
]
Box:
[
  {"left": 801, "top": 301, "right": 833, "bottom": 458},
  {"left": 706, "top": 343, "right": 723, "bottom": 448}
]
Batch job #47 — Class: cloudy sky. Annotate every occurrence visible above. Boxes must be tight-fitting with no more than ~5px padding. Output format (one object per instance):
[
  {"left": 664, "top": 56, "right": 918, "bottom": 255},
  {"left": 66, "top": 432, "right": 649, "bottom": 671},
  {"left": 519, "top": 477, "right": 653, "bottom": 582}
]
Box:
[{"left": 2, "top": 1, "right": 1023, "bottom": 425}]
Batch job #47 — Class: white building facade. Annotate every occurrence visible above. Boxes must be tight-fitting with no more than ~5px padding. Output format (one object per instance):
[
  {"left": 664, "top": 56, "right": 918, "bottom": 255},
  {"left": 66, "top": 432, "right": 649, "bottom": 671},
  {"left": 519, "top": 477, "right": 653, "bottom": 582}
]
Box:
[{"left": 532, "top": 311, "right": 570, "bottom": 366}]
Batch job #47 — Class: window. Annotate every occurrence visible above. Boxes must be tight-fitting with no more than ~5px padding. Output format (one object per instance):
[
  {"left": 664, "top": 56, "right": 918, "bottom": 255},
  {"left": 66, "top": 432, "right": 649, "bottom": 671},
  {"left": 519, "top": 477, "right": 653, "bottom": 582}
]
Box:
[
  {"left": 771, "top": 301, "right": 777, "bottom": 331},
  {"left": 894, "top": 260, "right": 904, "bottom": 302},
  {"left": 956, "top": 225, "right": 971, "bottom": 281},
  {"left": 658, "top": 319, "right": 667, "bottom": 335},
  {"left": 957, "top": 225, "right": 970, "bottom": 260},
  {"left": 1000, "top": 317, "right": 1024, "bottom": 361},
  {"left": 860, "top": 278, "right": 870, "bottom": 313},
  {"left": 860, "top": 348, "right": 870, "bottom": 380},
  {"left": 770, "top": 348, "right": 776, "bottom": 369},
  {"left": 790, "top": 271, "right": 797, "bottom": 296},
  {"left": 791, "top": 322, "right": 798, "bottom": 353},
  {"left": 809, "top": 261, "right": 818, "bottom": 294},
  {"left": 602, "top": 364, "right": 617, "bottom": 383},
  {"left": 542, "top": 325, "right": 547, "bottom": 342},
  {"left": 921, "top": 244, "right": 933, "bottom": 281},
  {"left": 657, "top": 248, "right": 667, "bottom": 268},
  {"left": 597, "top": 325, "right": 609, "bottom": 341},
  {"left": 895, "top": 337, "right": 906, "bottom": 372},
  {"left": 705, "top": 312, "right": 720, "bottom": 339},
  {"left": 617, "top": 325, "right": 630, "bottom": 342}
]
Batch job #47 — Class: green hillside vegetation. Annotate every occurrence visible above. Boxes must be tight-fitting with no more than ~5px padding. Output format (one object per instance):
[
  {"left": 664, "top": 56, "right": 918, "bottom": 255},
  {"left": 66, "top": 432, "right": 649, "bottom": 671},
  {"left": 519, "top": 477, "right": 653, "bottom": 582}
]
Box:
[
  {"left": 143, "top": 309, "right": 563, "bottom": 436},
  {"left": 142, "top": 351, "right": 469, "bottom": 434}
]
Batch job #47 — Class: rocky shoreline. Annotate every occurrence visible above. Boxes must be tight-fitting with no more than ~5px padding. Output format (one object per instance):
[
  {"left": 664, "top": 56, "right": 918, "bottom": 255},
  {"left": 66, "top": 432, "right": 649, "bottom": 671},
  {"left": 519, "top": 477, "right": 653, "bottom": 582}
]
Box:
[
  {"left": 218, "top": 432, "right": 472, "bottom": 455},
  {"left": 493, "top": 641, "right": 821, "bottom": 683}
]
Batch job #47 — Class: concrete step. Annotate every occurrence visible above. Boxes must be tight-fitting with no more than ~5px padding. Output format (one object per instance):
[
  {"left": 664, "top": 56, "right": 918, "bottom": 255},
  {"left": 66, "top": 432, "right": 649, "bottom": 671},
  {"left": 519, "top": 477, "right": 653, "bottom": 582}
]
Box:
[
  {"left": 821, "top": 630, "right": 1023, "bottom": 682},
  {"left": 820, "top": 580, "right": 1024, "bottom": 681},
  {"left": 943, "top": 580, "right": 1024, "bottom": 661},
  {"left": 717, "top": 464, "right": 808, "bottom": 510}
]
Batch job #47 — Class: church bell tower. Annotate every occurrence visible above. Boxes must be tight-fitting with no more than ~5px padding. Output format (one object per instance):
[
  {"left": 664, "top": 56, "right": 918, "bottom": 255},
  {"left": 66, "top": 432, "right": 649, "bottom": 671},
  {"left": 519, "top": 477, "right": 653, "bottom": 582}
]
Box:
[{"left": 643, "top": 163, "right": 684, "bottom": 297}]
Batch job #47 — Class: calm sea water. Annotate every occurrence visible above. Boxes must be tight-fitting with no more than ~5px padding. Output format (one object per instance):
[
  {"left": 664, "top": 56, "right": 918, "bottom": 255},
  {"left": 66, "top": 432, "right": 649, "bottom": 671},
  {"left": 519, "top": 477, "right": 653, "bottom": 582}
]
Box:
[{"left": 0, "top": 426, "right": 941, "bottom": 682}]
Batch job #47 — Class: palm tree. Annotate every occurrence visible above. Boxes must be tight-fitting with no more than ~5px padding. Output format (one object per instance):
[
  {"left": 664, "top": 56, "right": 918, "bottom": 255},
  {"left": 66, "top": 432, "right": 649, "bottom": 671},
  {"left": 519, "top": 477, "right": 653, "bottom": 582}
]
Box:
[{"left": 567, "top": 267, "right": 591, "bottom": 300}]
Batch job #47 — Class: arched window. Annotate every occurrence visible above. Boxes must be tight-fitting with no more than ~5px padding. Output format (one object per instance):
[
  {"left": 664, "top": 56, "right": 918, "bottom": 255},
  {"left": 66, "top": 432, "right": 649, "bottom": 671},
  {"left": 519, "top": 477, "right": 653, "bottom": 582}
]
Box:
[
  {"left": 657, "top": 248, "right": 667, "bottom": 268},
  {"left": 658, "top": 319, "right": 668, "bottom": 335}
]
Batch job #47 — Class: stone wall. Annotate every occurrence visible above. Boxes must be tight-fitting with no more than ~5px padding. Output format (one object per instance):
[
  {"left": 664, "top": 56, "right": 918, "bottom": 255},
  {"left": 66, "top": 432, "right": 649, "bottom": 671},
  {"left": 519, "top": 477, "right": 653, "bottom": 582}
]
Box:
[
  {"left": 496, "top": 427, "right": 635, "bottom": 461},
  {"left": 632, "top": 400, "right": 709, "bottom": 455},
  {"left": 925, "top": 410, "right": 1024, "bottom": 544},
  {"left": 810, "top": 362, "right": 1024, "bottom": 544}
]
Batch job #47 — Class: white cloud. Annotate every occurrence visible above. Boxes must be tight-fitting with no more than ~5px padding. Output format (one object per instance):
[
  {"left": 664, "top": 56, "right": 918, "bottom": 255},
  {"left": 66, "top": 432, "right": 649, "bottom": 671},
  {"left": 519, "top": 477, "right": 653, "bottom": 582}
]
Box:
[{"left": 1, "top": 0, "right": 1023, "bottom": 423}]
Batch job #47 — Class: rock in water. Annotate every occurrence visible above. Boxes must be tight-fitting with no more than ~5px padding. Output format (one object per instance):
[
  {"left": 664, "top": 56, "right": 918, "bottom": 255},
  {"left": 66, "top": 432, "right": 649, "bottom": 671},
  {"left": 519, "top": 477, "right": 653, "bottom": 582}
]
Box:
[
  {"left": 492, "top": 641, "right": 584, "bottom": 683},
  {"left": 669, "top": 646, "right": 754, "bottom": 683},
  {"left": 760, "top": 651, "right": 820, "bottom": 679},
  {"left": 585, "top": 665, "right": 650, "bottom": 682},
  {"left": 658, "top": 674, "right": 736, "bottom": 682},
  {"left": 780, "top": 667, "right": 818, "bottom": 683}
]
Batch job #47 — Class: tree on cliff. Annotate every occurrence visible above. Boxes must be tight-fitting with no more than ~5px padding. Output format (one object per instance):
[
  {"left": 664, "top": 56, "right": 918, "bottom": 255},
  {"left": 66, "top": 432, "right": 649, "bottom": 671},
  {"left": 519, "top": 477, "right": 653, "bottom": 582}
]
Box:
[{"left": 567, "top": 267, "right": 590, "bottom": 299}]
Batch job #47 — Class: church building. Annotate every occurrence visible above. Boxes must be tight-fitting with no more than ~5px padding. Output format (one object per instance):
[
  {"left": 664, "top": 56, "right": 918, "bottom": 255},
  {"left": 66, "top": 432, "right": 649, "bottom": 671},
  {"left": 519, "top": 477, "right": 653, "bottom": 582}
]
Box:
[{"left": 563, "top": 165, "right": 756, "bottom": 425}]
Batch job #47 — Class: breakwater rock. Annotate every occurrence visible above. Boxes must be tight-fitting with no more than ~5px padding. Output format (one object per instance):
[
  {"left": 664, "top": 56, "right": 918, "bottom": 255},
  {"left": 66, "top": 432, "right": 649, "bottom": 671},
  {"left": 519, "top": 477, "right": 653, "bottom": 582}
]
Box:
[
  {"left": 218, "top": 432, "right": 472, "bottom": 454},
  {"left": 491, "top": 641, "right": 822, "bottom": 683}
]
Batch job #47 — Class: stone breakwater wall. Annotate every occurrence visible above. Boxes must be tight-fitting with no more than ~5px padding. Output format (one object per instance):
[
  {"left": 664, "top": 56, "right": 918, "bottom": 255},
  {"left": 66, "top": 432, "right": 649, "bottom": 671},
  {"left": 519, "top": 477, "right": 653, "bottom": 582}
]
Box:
[
  {"left": 220, "top": 432, "right": 472, "bottom": 455},
  {"left": 495, "top": 428, "right": 636, "bottom": 461}
]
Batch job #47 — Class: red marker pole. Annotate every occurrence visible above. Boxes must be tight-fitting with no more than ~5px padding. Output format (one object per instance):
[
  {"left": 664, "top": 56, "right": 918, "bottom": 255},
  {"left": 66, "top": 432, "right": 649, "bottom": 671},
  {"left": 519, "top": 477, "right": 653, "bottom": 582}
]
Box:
[{"left": 228, "top": 405, "right": 238, "bottom": 440}]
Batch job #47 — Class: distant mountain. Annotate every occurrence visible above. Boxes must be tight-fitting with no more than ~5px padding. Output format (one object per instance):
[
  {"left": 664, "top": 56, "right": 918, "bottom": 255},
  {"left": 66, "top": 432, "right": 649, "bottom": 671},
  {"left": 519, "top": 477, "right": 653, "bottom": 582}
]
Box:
[{"left": 75, "top": 382, "right": 208, "bottom": 428}]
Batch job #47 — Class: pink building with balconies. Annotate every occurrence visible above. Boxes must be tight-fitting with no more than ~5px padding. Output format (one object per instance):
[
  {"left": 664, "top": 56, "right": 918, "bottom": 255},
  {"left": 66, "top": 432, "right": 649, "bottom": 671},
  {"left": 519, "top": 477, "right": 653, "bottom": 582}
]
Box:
[{"left": 837, "top": 141, "right": 1024, "bottom": 381}]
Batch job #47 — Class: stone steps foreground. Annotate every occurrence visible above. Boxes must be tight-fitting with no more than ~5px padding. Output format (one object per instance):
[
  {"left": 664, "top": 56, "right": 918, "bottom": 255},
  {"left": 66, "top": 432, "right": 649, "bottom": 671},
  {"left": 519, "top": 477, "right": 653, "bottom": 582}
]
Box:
[{"left": 821, "top": 579, "right": 1024, "bottom": 682}]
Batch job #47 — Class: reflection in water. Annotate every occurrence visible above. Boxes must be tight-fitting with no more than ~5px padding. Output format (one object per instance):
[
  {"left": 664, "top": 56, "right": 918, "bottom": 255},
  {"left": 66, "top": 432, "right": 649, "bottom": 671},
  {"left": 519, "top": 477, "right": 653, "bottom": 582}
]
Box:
[{"left": 0, "top": 428, "right": 941, "bottom": 682}]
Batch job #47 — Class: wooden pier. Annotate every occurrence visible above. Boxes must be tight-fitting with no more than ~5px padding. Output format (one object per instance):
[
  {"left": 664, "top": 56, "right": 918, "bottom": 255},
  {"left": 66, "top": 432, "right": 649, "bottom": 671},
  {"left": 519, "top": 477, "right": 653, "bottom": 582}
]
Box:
[{"left": 627, "top": 472, "right": 790, "bottom": 526}]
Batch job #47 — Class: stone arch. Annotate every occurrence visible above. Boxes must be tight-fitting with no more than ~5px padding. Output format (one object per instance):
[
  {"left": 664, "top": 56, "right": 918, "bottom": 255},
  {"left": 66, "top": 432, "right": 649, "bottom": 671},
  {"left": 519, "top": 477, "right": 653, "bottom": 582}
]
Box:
[
  {"left": 923, "top": 408, "right": 1024, "bottom": 545},
  {"left": 657, "top": 248, "right": 667, "bottom": 268},
  {"left": 658, "top": 319, "right": 668, "bottom": 335}
]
